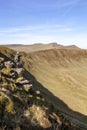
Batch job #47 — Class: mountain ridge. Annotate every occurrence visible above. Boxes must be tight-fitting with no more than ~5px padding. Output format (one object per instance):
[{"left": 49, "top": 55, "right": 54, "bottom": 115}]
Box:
[
  {"left": 3, "top": 43, "right": 80, "bottom": 53},
  {"left": 0, "top": 46, "right": 83, "bottom": 130},
  {"left": 0, "top": 46, "right": 87, "bottom": 129}
]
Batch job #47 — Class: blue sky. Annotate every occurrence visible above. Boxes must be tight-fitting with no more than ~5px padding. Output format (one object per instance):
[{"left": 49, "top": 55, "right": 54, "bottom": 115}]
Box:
[{"left": 0, "top": 0, "right": 87, "bottom": 48}]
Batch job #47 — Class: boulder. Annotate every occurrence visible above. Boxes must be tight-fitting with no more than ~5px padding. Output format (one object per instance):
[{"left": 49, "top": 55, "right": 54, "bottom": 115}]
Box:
[
  {"left": 16, "top": 68, "right": 24, "bottom": 77},
  {"left": 4, "top": 61, "right": 14, "bottom": 68},
  {"left": 0, "top": 57, "right": 4, "bottom": 63},
  {"left": 9, "top": 70, "right": 18, "bottom": 79},
  {"left": 35, "top": 90, "right": 42, "bottom": 97},
  {"left": 36, "top": 90, "right": 41, "bottom": 95},
  {"left": 23, "top": 84, "right": 33, "bottom": 92},
  {"left": 16, "top": 79, "right": 30, "bottom": 85}
]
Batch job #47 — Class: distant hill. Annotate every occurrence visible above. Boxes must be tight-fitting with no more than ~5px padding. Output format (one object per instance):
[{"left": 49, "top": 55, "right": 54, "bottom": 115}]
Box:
[
  {"left": 65, "top": 45, "right": 80, "bottom": 49},
  {"left": 4, "top": 42, "right": 64, "bottom": 52},
  {"left": 4, "top": 43, "right": 80, "bottom": 53}
]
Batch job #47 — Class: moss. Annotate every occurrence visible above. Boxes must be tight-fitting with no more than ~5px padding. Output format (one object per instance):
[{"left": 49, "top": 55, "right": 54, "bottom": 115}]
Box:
[
  {"left": 16, "top": 77, "right": 24, "bottom": 82},
  {"left": 0, "top": 92, "right": 14, "bottom": 114},
  {"left": 1, "top": 68, "right": 11, "bottom": 75},
  {"left": 33, "top": 96, "right": 45, "bottom": 106},
  {"left": 0, "top": 57, "right": 4, "bottom": 63},
  {"left": 6, "top": 100, "right": 14, "bottom": 113}
]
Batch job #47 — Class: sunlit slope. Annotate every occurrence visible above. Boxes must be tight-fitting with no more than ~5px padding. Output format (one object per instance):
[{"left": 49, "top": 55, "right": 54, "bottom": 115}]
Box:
[{"left": 26, "top": 49, "right": 87, "bottom": 115}]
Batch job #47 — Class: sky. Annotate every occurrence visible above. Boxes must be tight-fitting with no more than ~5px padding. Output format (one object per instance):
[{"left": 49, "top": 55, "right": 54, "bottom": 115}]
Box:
[{"left": 0, "top": 0, "right": 87, "bottom": 48}]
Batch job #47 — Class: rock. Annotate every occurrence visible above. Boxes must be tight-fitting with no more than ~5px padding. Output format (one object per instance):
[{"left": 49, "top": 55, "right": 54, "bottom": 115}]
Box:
[
  {"left": 0, "top": 57, "right": 4, "bottom": 63},
  {"left": 9, "top": 70, "right": 18, "bottom": 78},
  {"left": 16, "top": 68, "right": 24, "bottom": 77},
  {"left": 36, "top": 90, "right": 41, "bottom": 95},
  {"left": 0, "top": 87, "right": 10, "bottom": 94},
  {"left": 0, "top": 73, "right": 2, "bottom": 81},
  {"left": 35, "top": 90, "right": 42, "bottom": 98},
  {"left": 0, "top": 63, "right": 4, "bottom": 70},
  {"left": 32, "top": 120, "right": 39, "bottom": 127},
  {"left": 15, "top": 124, "right": 21, "bottom": 130},
  {"left": 23, "top": 84, "right": 33, "bottom": 92},
  {"left": 15, "top": 127, "right": 20, "bottom": 130},
  {"left": 16, "top": 79, "right": 30, "bottom": 85},
  {"left": 0, "top": 87, "right": 7, "bottom": 92},
  {"left": 4, "top": 61, "right": 14, "bottom": 68},
  {"left": 0, "top": 57, "right": 4, "bottom": 69}
]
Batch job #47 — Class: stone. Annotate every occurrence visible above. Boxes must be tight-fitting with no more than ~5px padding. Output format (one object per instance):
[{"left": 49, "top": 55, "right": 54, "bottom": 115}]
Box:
[
  {"left": 9, "top": 70, "right": 18, "bottom": 78},
  {"left": 35, "top": 90, "right": 42, "bottom": 98},
  {"left": 0, "top": 73, "right": 2, "bottom": 81},
  {"left": 23, "top": 84, "right": 32, "bottom": 92},
  {"left": 0, "top": 57, "right": 4, "bottom": 63},
  {"left": 16, "top": 68, "right": 24, "bottom": 77},
  {"left": 17, "top": 79, "right": 30, "bottom": 85},
  {"left": 4, "top": 61, "right": 14, "bottom": 68},
  {"left": 36, "top": 90, "right": 41, "bottom": 95}
]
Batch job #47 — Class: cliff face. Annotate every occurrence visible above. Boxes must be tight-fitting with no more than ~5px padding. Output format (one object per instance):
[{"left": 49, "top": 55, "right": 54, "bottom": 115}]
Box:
[{"left": 0, "top": 47, "right": 80, "bottom": 130}]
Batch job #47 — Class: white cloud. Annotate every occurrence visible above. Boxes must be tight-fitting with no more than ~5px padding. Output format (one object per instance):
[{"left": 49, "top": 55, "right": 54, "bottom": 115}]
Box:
[
  {"left": 0, "top": 24, "right": 72, "bottom": 34},
  {"left": 0, "top": 23, "right": 87, "bottom": 49}
]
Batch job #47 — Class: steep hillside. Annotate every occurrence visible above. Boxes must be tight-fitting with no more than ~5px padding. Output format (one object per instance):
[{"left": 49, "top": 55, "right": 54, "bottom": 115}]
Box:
[
  {"left": 0, "top": 46, "right": 87, "bottom": 129},
  {"left": 20, "top": 48, "right": 87, "bottom": 129}
]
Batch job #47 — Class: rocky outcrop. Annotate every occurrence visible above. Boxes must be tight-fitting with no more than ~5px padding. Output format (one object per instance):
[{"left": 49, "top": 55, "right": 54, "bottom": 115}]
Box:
[
  {"left": 4, "top": 61, "right": 14, "bottom": 68},
  {"left": 16, "top": 68, "right": 24, "bottom": 77}
]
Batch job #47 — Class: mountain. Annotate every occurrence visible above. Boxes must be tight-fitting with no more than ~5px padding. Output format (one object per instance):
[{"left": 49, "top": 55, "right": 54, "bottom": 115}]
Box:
[
  {"left": 4, "top": 43, "right": 77, "bottom": 52},
  {"left": 0, "top": 46, "right": 87, "bottom": 129},
  {"left": 65, "top": 45, "right": 80, "bottom": 49},
  {"left": 21, "top": 48, "right": 87, "bottom": 129},
  {"left": 5, "top": 42, "right": 64, "bottom": 52}
]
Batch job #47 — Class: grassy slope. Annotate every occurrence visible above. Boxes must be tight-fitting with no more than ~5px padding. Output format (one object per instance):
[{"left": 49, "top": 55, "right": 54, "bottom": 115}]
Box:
[
  {"left": 31, "top": 62, "right": 87, "bottom": 114},
  {"left": 22, "top": 49, "right": 87, "bottom": 125}
]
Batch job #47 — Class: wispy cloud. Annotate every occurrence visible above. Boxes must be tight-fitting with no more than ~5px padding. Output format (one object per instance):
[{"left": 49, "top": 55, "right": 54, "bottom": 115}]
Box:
[
  {"left": 0, "top": 24, "right": 87, "bottom": 49},
  {"left": 0, "top": 24, "right": 73, "bottom": 45},
  {"left": 0, "top": 24, "right": 73, "bottom": 34}
]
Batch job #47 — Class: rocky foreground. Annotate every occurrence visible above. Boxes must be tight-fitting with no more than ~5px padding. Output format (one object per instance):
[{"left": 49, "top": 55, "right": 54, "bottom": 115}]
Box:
[{"left": 0, "top": 52, "right": 80, "bottom": 130}]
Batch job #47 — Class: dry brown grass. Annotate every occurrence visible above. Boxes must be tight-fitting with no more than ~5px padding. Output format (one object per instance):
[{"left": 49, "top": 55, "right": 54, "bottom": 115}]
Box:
[{"left": 25, "top": 49, "right": 87, "bottom": 116}]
